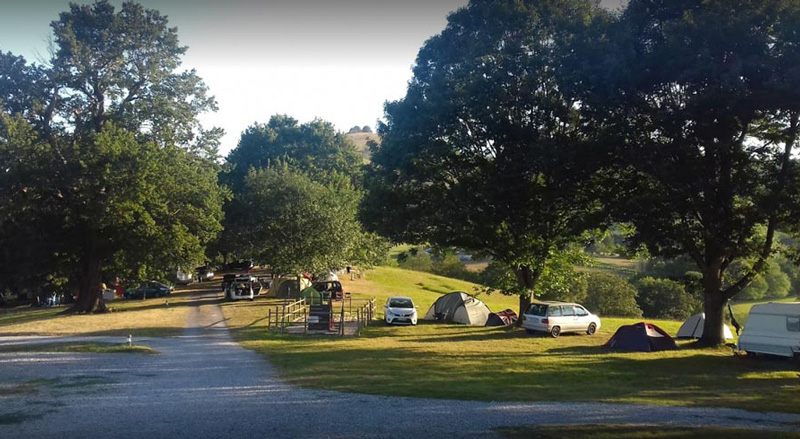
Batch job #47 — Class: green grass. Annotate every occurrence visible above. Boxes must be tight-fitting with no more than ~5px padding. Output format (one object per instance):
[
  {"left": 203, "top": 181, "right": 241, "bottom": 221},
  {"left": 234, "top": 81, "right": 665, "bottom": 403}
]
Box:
[
  {"left": 221, "top": 266, "right": 800, "bottom": 414},
  {"left": 497, "top": 425, "right": 800, "bottom": 439},
  {"left": 0, "top": 285, "right": 212, "bottom": 336},
  {"left": 0, "top": 342, "right": 157, "bottom": 355}
]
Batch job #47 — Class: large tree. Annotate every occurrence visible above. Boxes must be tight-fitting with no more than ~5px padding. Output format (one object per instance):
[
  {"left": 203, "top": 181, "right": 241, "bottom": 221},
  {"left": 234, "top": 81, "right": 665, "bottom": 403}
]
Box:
[
  {"left": 217, "top": 115, "right": 365, "bottom": 262},
  {"left": 362, "top": 0, "right": 604, "bottom": 317},
  {"left": 576, "top": 0, "right": 800, "bottom": 344},
  {"left": 0, "top": 1, "right": 225, "bottom": 312},
  {"left": 234, "top": 166, "right": 387, "bottom": 275}
]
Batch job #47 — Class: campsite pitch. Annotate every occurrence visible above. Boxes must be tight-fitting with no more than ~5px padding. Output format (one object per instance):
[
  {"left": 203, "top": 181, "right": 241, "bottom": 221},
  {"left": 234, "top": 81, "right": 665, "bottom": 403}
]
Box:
[{"left": 221, "top": 266, "right": 800, "bottom": 414}]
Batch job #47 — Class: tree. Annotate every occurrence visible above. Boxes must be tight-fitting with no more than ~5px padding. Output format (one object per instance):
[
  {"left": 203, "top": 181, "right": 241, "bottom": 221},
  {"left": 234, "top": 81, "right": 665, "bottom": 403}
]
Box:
[
  {"left": 225, "top": 115, "right": 362, "bottom": 191},
  {"left": 362, "top": 0, "right": 604, "bottom": 318},
  {"left": 234, "top": 166, "right": 386, "bottom": 275},
  {"left": 583, "top": 272, "right": 642, "bottom": 318},
  {"left": 577, "top": 0, "right": 800, "bottom": 344},
  {"left": 0, "top": 1, "right": 224, "bottom": 312},
  {"left": 635, "top": 277, "right": 699, "bottom": 320},
  {"left": 218, "top": 115, "right": 364, "bottom": 261}
]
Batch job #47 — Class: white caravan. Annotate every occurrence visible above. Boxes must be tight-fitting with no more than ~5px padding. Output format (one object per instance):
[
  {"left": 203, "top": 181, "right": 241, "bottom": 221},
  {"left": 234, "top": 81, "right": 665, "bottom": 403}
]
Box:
[{"left": 737, "top": 302, "right": 800, "bottom": 357}]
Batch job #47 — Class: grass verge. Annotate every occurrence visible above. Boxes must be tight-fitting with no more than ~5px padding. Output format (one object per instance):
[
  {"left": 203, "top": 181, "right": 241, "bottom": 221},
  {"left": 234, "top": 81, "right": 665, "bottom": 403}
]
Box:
[
  {"left": 0, "top": 342, "right": 157, "bottom": 355},
  {"left": 496, "top": 425, "right": 800, "bottom": 439},
  {"left": 0, "top": 283, "right": 216, "bottom": 336},
  {"left": 222, "top": 266, "right": 800, "bottom": 414}
]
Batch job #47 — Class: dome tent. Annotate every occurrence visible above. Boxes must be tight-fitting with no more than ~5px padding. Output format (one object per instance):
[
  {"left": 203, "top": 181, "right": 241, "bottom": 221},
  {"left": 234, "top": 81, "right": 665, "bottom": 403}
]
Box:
[
  {"left": 423, "top": 291, "right": 491, "bottom": 326},
  {"left": 676, "top": 313, "right": 734, "bottom": 340},
  {"left": 604, "top": 322, "right": 677, "bottom": 352}
]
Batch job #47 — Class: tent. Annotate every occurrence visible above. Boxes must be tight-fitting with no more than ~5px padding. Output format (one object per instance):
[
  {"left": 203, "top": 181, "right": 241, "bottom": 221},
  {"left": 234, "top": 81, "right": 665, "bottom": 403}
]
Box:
[
  {"left": 300, "top": 286, "right": 322, "bottom": 305},
  {"left": 676, "top": 313, "right": 734, "bottom": 340},
  {"left": 485, "top": 309, "right": 518, "bottom": 326},
  {"left": 604, "top": 322, "right": 677, "bottom": 352},
  {"left": 268, "top": 276, "right": 312, "bottom": 299},
  {"left": 423, "top": 292, "right": 491, "bottom": 326}
]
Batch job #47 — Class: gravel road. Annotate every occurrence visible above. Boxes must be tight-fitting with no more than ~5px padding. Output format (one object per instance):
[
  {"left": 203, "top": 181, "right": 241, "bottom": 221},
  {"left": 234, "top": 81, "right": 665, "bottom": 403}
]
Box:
[{"left": 2, "top": 290, "right": 799, "bottom": 438}]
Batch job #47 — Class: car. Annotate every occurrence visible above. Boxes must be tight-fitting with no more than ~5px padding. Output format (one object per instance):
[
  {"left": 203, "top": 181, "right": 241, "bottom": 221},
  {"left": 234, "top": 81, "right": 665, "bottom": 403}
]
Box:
[
  {"left": 221, "top": 273, "right": 237, "bottom": 291},
  {"left": 384, "top": 296, "right": 417, "bottom": 325},
  {"left": 223, "top": 260, "right": 254, "bottom": 272},
  {"left": 224, "top": 275, "right": 255, "bottom": 301},
  {"left": 520, "top": 301, "right": 601, "bottom": 337},
  {"left": 125, "top": 281, "right": 173, "bottom": 299},
  {"left": 195, "top": 266, "right": 214, "bottom": 282}
]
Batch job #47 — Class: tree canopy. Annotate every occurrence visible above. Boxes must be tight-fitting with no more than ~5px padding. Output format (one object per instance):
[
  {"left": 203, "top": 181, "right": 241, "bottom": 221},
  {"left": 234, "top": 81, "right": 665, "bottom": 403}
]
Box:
[
  {"left": 576, "top": 0, "right": 800, "bottom": 344},
  {"left": 0, "top": 1, "right": 225, "bottom": 312},
  {"left": 362, "top": 0, "right": 604, "bottom": 316}
]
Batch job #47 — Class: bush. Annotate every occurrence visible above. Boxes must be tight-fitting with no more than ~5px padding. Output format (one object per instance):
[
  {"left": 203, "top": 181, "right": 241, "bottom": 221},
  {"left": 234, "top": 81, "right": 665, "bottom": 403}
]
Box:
[
  {"left": 431, "top": 253, "right": 480, "bottom": 283},
  {"left": 583, "top": 272, "right": 642, "bottom": 317},
  {"left": 396, "top": 247, "right": 433, "bottom": 272},
  {"left": 635, "top": 277, "right": 700, "bottom": 320}
]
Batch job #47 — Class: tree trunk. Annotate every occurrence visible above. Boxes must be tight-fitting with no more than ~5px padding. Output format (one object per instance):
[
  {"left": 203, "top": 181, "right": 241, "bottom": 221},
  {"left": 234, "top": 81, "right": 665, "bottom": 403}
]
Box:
[
  {"left": 71, "top": 251, "right": 106, "bottom": 314},
  {"left": 698, "top": 268, "right": 726, "bottom": 346},
  {"left": 514, "top": 265, "right": 540, "bottom": 325}
]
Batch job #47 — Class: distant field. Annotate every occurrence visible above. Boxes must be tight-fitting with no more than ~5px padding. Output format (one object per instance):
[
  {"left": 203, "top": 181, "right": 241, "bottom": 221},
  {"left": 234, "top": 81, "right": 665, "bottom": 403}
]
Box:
[
  {"left": 345, "top": 132, "right": 379, "bottom": 163},
  {"left": 577, "top": 255, "right": 639, "bottom": 278},
  {"left": 222, "top": 266, "right": 800, "bottom": 414}
]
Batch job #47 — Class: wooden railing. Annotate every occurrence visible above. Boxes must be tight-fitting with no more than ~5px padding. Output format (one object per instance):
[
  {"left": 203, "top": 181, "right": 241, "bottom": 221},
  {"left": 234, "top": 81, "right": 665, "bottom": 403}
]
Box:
[{"left": 266, "top": 298, "right": 306, "bottom": 333}]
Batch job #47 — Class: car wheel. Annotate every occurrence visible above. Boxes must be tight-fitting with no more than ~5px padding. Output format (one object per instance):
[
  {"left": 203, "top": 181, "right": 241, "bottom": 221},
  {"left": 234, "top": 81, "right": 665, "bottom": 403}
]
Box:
[
  {"left": 525, "top": 329, "right": 536, "bottom": 335},
  {"left": 587, "top": 323, "right": 597, "bottom": 335},
  {"left": 550, "top": 326, "right": 561, "bottom": 338}
]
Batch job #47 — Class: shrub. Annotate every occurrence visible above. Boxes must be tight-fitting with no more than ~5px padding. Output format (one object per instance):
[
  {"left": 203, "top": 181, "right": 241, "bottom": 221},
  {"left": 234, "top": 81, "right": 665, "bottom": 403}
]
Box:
[
  {"left": 635, "top": 277, "right": 700, "bottom": 320},
  {"left": 396, "top": 247, "right": 433, "bottom": 272},
  {"left": 583, "top": 272, "right": 642, "bottom": 317}
]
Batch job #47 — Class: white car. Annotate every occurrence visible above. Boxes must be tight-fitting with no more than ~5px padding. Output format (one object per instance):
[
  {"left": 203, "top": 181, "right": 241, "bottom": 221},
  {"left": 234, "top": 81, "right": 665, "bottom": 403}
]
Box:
[
  {"left": 520, "top": 301, "right": 601, "bottom": 337},
  {"left": 384, "top": 296, "right": 417, "bottom": 325},
  {"left": 224, "top": 276, "right": 255, "bottom": 301}
]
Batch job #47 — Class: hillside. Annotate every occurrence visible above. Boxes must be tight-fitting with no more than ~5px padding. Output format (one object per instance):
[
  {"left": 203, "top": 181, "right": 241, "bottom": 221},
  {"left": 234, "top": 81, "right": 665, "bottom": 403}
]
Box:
[{"left": 345, "top": 132, "right": 380, "bottom": 163}]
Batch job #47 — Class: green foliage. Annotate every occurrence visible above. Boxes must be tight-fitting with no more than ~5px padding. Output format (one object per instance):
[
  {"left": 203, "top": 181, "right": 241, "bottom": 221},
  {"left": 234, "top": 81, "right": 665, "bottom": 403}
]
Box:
[
  {"left": 635, "top": 277, "right": 700, "bottom": 320},
  {"left": 363, "top": 0, "right": 604, "bottom": 314},
  {"left": 0, "top": 1, "right": 225, "bottom": 310},
  {"left": 224, "top": 115, "right": 362, "bottom": 191},
  {"left": 576, "top": 0, "right": 800, "bottom": 342},
  {"left": 233, "top": 166, "right": 382, "bottom": 275},
  {"left": 583, "top": 272, "right": 642, "bottom": 318}
]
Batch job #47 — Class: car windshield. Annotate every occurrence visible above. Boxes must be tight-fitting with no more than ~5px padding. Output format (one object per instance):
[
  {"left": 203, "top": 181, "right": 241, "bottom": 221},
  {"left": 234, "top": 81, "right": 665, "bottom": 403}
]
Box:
[
  {"left": 389, "top": 298, "right": 413, "bottom": 308},
  {"left": 526, "top": 304, "right": 548, "bottom": 316}
]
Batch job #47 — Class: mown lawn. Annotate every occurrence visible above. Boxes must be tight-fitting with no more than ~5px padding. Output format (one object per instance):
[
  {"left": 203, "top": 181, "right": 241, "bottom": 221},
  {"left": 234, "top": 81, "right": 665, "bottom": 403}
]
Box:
[
  {"left": 0, "top": 284, "right": 210, "bottom": 336},
  {"left": 221, "top": 266, "right": 800, "bottom": 414}
]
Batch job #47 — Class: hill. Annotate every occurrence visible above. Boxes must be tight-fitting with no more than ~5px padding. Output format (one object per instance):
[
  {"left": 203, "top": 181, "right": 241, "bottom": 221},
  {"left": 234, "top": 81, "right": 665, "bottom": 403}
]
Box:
[{"left": 345, "top": 132, "right": 380, "bottom": 163}]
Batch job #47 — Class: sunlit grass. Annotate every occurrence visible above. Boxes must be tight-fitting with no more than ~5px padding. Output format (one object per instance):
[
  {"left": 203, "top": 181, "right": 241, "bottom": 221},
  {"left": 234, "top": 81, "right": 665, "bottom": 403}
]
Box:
[
  {"left": 0, "top": 284, "right": 211, "bottom": 336},
  {"left": 222, "top": 266, "right": 800, "bottom": 414}
]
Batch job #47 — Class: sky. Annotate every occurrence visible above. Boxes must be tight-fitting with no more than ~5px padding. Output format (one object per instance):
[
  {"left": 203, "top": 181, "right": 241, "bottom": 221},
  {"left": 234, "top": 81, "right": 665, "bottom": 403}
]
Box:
[{"left": 0, "top": 0, "right": 626, "bottom": 155}]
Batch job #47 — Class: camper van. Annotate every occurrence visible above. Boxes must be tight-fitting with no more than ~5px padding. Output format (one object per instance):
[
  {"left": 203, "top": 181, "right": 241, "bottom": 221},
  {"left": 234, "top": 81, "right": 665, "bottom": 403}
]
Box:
[{"left": 737, "top": 302, "right": 800, "bottom": 357}]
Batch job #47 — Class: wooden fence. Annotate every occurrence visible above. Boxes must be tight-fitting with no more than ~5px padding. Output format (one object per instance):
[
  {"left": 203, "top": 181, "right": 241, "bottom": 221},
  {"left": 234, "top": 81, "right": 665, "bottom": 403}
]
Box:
[{"left": 266, "top": 297, "right": 376, "bottom": 336}]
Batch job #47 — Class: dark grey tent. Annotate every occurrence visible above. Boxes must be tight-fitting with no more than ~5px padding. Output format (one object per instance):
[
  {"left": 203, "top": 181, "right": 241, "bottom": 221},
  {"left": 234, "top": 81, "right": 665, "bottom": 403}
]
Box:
[
  {"left": 604, "top": 322, "right": 677, "bottom": 352},
  {"left": 423, "top": 292, "right": 491, "bottom": 326}
]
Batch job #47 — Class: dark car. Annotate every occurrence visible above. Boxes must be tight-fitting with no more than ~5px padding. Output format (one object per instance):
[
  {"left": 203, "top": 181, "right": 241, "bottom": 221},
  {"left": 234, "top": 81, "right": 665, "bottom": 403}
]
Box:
[
  {"left": 221, "top": 273, "right": 237, "bottom": 291},
  {"left": 224, "top": 260, "right": 254, "bottom": 272},
  {"left": 195, "top": 266, "right": 215, "bottom": 282},
  {"left": 313, "top": 281, "right": 343, "bottom": 300},
  {"left": 125, "top": 281, "right": 173, "bottom": 299}
]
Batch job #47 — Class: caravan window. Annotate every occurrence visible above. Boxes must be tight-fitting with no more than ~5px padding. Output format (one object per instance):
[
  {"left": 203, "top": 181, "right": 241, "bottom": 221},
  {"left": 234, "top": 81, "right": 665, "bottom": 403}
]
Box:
[{"left": 787, "top": 317, "right": 800, "bottom": 332}]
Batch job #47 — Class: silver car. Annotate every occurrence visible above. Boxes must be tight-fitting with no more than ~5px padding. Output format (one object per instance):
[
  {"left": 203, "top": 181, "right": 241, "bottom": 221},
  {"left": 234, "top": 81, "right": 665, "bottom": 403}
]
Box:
[{"left": 520, "top": 301, "right": 601, "bottom": 337}]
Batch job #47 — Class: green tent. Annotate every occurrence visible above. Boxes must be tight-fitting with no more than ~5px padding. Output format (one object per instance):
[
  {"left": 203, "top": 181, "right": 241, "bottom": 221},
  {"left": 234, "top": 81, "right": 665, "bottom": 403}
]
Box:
[{"left": 301, "top": 286, "right": 322, "bottom": 305}]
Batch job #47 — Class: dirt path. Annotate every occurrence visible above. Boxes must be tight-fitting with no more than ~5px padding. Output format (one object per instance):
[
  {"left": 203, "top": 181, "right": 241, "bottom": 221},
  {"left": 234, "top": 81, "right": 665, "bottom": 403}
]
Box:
[{"left": 2, "top": 288, "right": 800, "bottom": 438}]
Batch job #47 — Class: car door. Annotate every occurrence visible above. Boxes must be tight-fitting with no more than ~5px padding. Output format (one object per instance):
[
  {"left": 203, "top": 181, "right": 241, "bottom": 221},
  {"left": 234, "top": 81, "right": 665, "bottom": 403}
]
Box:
[
  {"left": 574, "top": 306, "right": 590, "bottom": 329},
  {"left": 560, "top": 305, "right": 576, "bottom": 331}
]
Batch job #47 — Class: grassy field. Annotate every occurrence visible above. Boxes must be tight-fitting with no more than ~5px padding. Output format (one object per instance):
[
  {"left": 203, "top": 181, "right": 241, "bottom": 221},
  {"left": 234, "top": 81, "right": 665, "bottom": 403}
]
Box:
[
  {"left": 497, "top": 425, "right": 800, "bottom": 439},
  {"left": 0, "top": 284, "right": 209, "bottom": 336},
  {"left": 221, "top": 266, "right": 800, "bottom": 414},
  {"left": 345, "top": 132, "right": 379, "bottom": 163}
]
